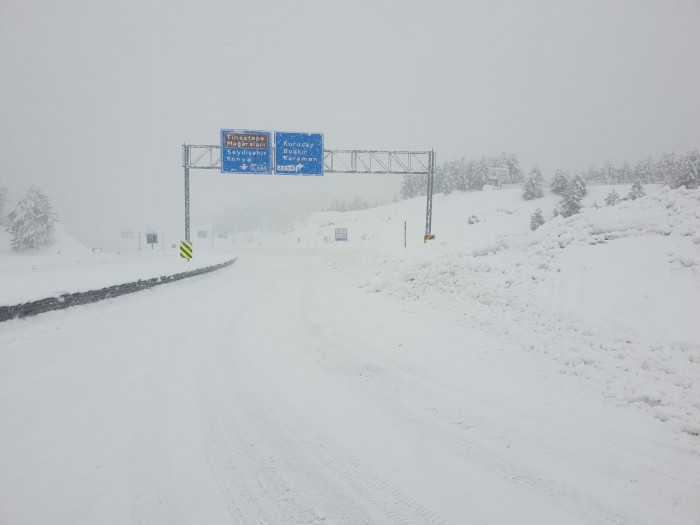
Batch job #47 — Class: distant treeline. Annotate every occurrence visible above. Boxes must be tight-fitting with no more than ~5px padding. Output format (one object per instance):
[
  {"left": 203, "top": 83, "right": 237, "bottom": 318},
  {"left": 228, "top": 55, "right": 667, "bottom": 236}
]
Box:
[
  {"left": 401, "top": 153, "right": 524, "bottom": 199},
  {"left": 324, "top": 197, "right": 377, "bottom": 213},
  {"left": 569, "top": 150, "right": 699, "bottom": 187},
  {"left": 400, "top": 149, "right": 700, "bottom": 199}
]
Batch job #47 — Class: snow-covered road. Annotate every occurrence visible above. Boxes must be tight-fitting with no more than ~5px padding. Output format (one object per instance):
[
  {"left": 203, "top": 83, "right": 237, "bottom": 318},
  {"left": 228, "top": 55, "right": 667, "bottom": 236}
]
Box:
[{"left": 1, "top": 252, "right": 698, "bottom": 524}]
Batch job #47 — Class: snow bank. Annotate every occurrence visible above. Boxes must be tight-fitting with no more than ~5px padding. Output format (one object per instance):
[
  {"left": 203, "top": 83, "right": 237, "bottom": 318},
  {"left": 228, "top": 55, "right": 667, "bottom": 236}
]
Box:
[
  {"left": 296, "top": 186, "right": 700, "bottom": 441},
  {"left": 0, "top": 225, "right": 234, "bottom": 306}
]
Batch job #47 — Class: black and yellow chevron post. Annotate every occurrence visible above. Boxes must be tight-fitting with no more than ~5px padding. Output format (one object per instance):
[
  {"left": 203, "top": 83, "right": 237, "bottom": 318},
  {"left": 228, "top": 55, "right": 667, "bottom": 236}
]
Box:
[{"left": 180, "top": 240, "right": 193, "bottom": 260}]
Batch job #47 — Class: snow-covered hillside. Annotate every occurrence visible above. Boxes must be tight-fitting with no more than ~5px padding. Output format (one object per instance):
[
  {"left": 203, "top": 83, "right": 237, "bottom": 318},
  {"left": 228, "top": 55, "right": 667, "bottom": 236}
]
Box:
[{"left": 289, "top": 185, "right": 700, "bottom": 441}]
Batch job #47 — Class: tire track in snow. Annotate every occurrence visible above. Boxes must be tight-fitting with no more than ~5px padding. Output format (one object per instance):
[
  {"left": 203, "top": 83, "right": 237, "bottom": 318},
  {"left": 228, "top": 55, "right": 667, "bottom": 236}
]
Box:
[
  {"left": 190, "top": 258, "right": 448, "bottom": 524},
  {"left": 191, "top": 330, "right": 368, "bottom": 522},
  {"left": 197, "top": 317, "right": 455, "bottom": 525},
  {"left": 199, "top": 379, "right": 445, "bottom": 524},
  {"left": 306, "top": 331, "right": 641, "bottom": 525}
]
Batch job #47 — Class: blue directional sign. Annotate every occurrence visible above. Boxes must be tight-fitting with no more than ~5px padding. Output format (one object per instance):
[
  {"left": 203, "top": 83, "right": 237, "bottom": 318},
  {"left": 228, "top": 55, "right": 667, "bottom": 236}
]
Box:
[
  {"left": 274, "top": 132, "right": 324, "bottom": 176},
  {"left": 221, "top": 129, "right": 272, "bottom": 174}
]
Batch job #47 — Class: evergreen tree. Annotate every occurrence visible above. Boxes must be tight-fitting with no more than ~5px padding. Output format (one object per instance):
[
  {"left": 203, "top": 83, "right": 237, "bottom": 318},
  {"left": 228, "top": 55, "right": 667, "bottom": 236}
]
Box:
[
  {"left": 558, "top": 185, "right": 582, "bottom": 218},
  {"left": 521, "top": 176, "right": 544, "bottom": 200},
  {"left": 530, "top": 208, "right": 545, "bottom": 230},
  {"left": 400, "top": 173, "right": 425, "bottom": 199},
  {"left": 619, "top": 161, "right": 632, "bottom": 183},
  {"left": 586, "top": 165, "right": 602, "bottom": 184},
  {"left": 671, "top": 149, "right": 700, "bottom": 189},
  {"left": 634, "top": 156, "right": 655, "bottom": 184},
  {"left": 626, "top": 180, "right": 646, "bottom": 200},
  {"left": 550, "top": 170, "right": 570, "bottom": 195},
  {"left": 601, "top": 160, "right": 616, "bottom": 184},
  {"left": 604, "top": 188, "right": 620, "bottom": 206},
  {"left": 571, "top": 174, "right": 587, "bottom": 198},
  {"left": 470, "top": 157, "right": 489, "bottom": 190},
  {"left": 658, "top": 151, "right": 680, "bottom": 186},
  {"left": 6, "top": 185, "right": 58, "bottom": 250},
  {"left": 496, "top": 152, "right": 524, "bottom": 183},
  {"left": 529, "top": 165, "right": 544, "bottom": 185}
]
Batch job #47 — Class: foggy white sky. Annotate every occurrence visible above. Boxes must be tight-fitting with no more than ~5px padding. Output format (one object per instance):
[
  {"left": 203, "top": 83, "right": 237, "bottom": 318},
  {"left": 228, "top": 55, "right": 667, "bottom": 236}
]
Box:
[{"left": 1, "top": 0, "right": 699, "bottom": 247}]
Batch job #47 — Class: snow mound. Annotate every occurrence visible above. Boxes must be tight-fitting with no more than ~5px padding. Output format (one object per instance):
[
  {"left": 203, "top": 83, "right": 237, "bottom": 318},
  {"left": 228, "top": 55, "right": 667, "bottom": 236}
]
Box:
[
  {"left": 0, "top": 223, "right": 233, "bottom": 305},
  {"left": 0, "top": 223, "right": 90, "bottom": 257},
  {"left": 297, "top": 186, "right": 700, "bottom": 440}
]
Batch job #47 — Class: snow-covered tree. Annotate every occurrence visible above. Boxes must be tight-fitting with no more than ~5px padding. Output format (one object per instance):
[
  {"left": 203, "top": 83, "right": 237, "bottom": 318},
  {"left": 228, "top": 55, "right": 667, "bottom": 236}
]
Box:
[
  {"left": 327, "top": 196, "right": 376, "bottom": 212},
  {"left": 626, "top": 180, "right": 646, "bottom": 200},
  {"left": 6, "top": 185, "right": 58, "bottom": 250},
  {"left": 658, "top": 151, "right": 680, "bottom": 185},
  {"left": 571, "top": 174, "right": 587, "bottom": 198},
  {"left": 605, "top": 188, "right": 620, "bottom": 206},
  {"left": 400, "top": 173, "right": 425, "bottom": 199},
  {"left": 670, "top": 149, "right": 700, "bottom": 189},
  {"left": 634, "top": 156, "right": 655, "bottom": 184},
  {"left": 530, "top": 208, "right": 545, "bottom": 230},
  {"left": 471, "top": 157, "right": 490, "bottom": 190},
  {"left": 585, "top": 165, "right": 601, "bottom": 183},
  {"left": 550, "top": 170, "right": 570, "bottom": 195},
  {"left": 0, "top": 183, "right": 8, "bottom": 226},
  {"left": 529, "top": 165, "right": 544, "bottom": 185},
  {"left": 558, "top": 185, "right": 582, "bottom": 218},
  {"left": 496, "top": 152, "right": 524, "bottom": 183},
  {"left": 600, "top": 160, "right": 616, "bottom": 184},
  {"left": 619, "top": 161, "right": 632, "bottom": 183},
  {"left": 521, "top": 174, "right": 544, "bottom": 200}
]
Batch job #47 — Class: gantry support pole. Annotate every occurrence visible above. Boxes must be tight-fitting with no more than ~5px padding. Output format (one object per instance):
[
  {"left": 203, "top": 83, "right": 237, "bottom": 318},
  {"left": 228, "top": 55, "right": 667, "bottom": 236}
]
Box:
[
  {"left": 183, "top": 144, "right": 191, "bottom": 242},
  {"left": 424, "top": 150, "right": 435, "bottom": 241}
]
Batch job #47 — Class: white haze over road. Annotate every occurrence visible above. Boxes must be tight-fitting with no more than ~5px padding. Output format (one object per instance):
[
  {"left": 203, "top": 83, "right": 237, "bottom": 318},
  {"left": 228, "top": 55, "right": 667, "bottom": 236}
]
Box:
[{"left": 1, "top": 0, "right": 699, "bottom": 248}]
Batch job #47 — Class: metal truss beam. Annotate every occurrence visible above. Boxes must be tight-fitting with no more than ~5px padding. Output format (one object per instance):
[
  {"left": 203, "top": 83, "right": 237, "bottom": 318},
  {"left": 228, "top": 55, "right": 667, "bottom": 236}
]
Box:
[
  {"left": 183, "top": 145, "right": 221, "bottom": 170},
  {"left": 181, "top": 144, "right": 436, "bottom": 244},
  {"left": 323, "top": 150, "right": 432, "bottom": 175}
]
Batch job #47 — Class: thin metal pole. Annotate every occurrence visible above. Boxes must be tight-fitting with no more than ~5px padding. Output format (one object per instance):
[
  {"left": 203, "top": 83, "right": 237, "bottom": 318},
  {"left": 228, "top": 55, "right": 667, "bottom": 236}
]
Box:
[
  {"left": 425, "top": 150, "right": 435, "bottom": 238},
  {"left": 183, "top": 144, "right": 190, "bottom": 242}
]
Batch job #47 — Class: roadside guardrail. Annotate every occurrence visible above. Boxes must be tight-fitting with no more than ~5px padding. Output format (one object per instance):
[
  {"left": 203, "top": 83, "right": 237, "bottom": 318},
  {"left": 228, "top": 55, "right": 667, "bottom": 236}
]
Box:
[{"left": 0, "top": 258, "right": 237, "bottom": 322}]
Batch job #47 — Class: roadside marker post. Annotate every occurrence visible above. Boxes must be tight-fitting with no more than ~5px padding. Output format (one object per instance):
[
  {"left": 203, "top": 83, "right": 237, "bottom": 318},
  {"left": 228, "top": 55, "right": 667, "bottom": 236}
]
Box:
[{"left": 180, "top": 240, "right": 193, "bottom": 260}]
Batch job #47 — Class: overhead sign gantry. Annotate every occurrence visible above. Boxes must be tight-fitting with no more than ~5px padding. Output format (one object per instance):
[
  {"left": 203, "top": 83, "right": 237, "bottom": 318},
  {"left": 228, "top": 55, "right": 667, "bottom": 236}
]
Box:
[{"left": 181, "top": 131, "right": 436, "bottom": 255}]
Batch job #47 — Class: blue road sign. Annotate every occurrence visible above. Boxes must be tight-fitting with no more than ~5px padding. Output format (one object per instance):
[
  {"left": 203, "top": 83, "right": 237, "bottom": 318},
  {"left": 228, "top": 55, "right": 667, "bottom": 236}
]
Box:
[
  {"left": 335, "top": 228, "right": 348, "bottom": 241},
  {"left": 221, "top": 129, "right": 272, "bottom": 174},
  {"left": 274, "top": 132, "right": 324, "bottom": 176}
]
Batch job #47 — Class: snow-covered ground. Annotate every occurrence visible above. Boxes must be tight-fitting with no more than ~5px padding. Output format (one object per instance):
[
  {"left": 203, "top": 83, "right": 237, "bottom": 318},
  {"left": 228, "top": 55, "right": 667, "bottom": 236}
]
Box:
[
  {"left": 295, "top": 185, "right": 700, "bottom": 441},
  {"left": 0, "top": 225, "right": 234, "bottom": 305},
  {"left": 1, "top": 184, "right": 699, "bottom": 524}
]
